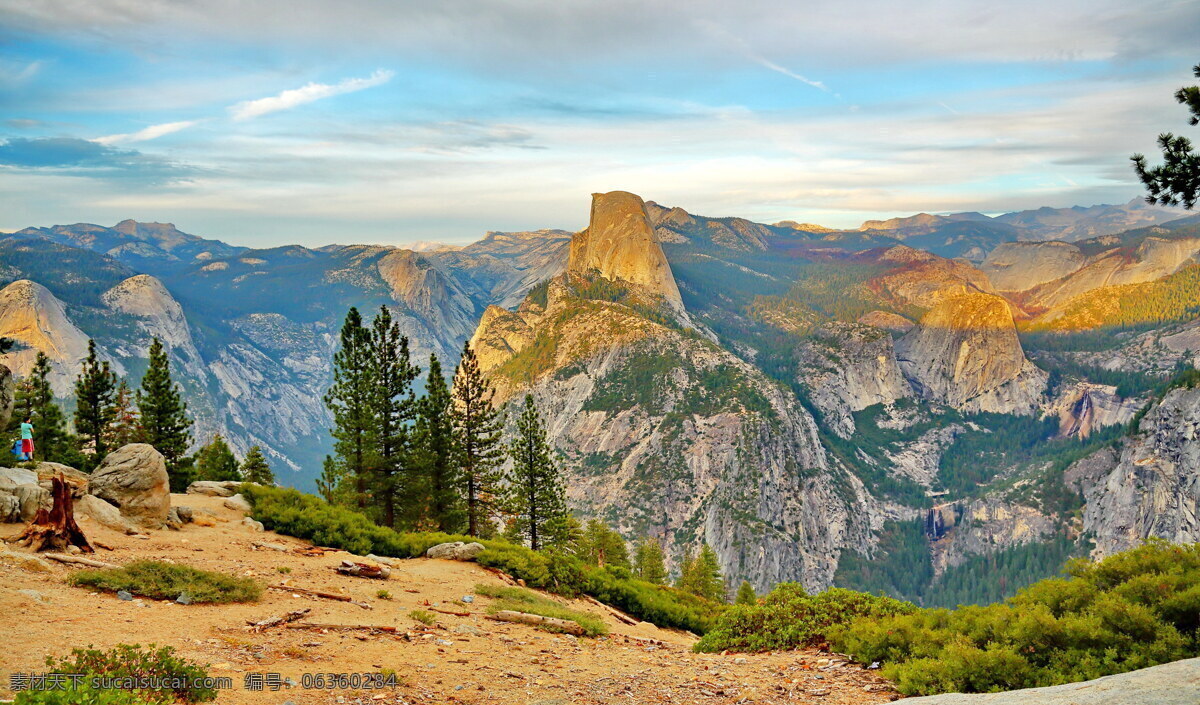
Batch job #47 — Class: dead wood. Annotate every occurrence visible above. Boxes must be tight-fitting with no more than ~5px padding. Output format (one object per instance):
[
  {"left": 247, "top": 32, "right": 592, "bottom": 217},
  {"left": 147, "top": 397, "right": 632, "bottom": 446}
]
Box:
[
  {"left": 268, "top": 584, "right": 372, "bottom": 609},
  {"left": 11, "top": 476, "right": 93, "bottom": 554},
  {"left": 334, "top": 560, "right": 390, "bottom": 579},
  {"left": 582, "top": 594, "right": 638, "bottom": 625},
  {"left": 247, "top": 608, "right": 311, "bottom": 632},
  {"left": 488, "top": 610, "right": 585, "bottom": 636},
  {"left": 285, "top": 623, "right": 398, "bottom": 633},
  {"left": 42, "top": 553, "right": 117, "bottom": 569}
]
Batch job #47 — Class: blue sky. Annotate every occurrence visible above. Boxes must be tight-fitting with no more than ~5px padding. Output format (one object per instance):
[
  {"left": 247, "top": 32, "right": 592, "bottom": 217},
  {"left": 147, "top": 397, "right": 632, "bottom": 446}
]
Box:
[{"left": 1, "top": 0, "right": 1197, "bottom": 247}]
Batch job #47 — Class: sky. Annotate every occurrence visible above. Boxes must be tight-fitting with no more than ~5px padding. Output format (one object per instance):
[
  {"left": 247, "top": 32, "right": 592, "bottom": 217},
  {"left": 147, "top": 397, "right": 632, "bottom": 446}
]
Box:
[{"left": 0, "top": 0, "right": 1197, "bottom": 248}]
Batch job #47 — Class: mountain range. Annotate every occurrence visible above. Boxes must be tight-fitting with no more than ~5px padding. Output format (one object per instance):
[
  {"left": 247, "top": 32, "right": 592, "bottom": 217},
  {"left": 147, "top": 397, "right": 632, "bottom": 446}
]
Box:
[{"left": 3, "top": 193, "right": 1199, "bottom": 602}]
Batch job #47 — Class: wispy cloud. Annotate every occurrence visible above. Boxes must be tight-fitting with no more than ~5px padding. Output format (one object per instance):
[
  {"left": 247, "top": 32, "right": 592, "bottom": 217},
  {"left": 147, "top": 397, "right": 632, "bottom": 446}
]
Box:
[
  {"left": 693, "top": 19, "right": 830, "bottom": 93},
  {"left": 94, "top": 120, "right": 199, "bottom": 145},
  {"left": 228, "top": 69, "right": 394, "bottom": 121}
]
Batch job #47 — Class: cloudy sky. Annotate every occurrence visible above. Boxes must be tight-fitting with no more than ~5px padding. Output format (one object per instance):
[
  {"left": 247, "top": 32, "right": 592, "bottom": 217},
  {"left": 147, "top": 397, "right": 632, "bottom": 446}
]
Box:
[{"left": 1, "top": 0, "right": 1197, "bottom": 247}]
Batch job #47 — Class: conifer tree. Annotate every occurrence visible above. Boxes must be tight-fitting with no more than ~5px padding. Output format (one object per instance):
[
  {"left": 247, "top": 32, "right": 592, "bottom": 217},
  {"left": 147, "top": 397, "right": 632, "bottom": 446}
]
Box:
[
  {"left": 505, "top": 394, "right": 566, "bottom": 550},
  {"left": 579, "top": 519, "right": 630, "bottom": 568},
  {"left": 195, "top": 434, "right": 241, "bottom": 481},
  {"left": 677, "top": 544, "right": 726, "bottom": 602},
  {"left": 368, "top": 306, "right": 420, "bottom": 528},
  {"left": 11, "top": 352, "right": 68, "bottom": 462},
  {"left": 735, "top": 580, "right": 757, "bottom": 605},
  {"left": 633, "top": 537, "right": 668, "bottom": 584},
  {"left": 324, "top": 307, "right": 377, "bottom": 510},
  {"left": 106, "top": 379, "right": 141, "bottom": 449},
  {"left": 451, "top": 341, "right": 504, "bottom": 537},
  {"left": 414, "top": 353, "right": 461, "bottom": 532},
  {"left": 240, "top": 445, "right": 274, "bottom": 485},
  {"left": 73, "top": 339, "right": 118, "bottom": 467},
  {"left": 137, "top": 337, "right": 193, "bottom": 490},
  {"left": 316, "top": 456, "right": 343, "bottom": 503},
  {"left": 543, "top": 513, "right": 584, "bottom": 553}
]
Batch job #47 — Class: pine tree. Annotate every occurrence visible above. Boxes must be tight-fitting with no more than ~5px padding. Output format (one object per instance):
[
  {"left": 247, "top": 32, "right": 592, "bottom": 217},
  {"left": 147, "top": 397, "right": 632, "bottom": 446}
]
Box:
[
  {"left": 677, "top": 544, "right": 726, "bottom": 602},
  {"left": 73, "top": 339, "right": 118, "bottom": 468},
  {"left": 543, "top": 514, "right": 584, "bottom": 554},
  {"left": 11, "top": 352, "right": 68, "bottom": 462},
  {"left": 137, "top": 337, "right": 193, "bottom": 490},
  {"left": 451, "top": 341, "right": 504, "bottom": 537},
  {"left": 505, "top": 394, "right": 566, "bottom": 550},
  {"left": 240, "top": 445, "right": 274, "bottom": 485},
  {"left": 735, "top": 580, "right": 757, "bottom": 606},
  {"left": 106, "top": 379, "right": 141, "bottom": 449},
  {"left": 316, "top": 455, "right": 343, "bottom": 503},
  {"left": 632, "top": 537, "right": 668, "bottom": 584},
  {"left": 368, "top": 306, "right": 420, "bottom": 529},
  {"left": 324, "top": 308, "right": 377, "bottom": 510},
  {"left": 414, "top": 353, "right": 461, "bottom": 532},
  {"left": 579, "top": 519, "right": 630, "bottom": 568},
  {"left": 195, "top": 434, "right": 241, "bottom": 482}
]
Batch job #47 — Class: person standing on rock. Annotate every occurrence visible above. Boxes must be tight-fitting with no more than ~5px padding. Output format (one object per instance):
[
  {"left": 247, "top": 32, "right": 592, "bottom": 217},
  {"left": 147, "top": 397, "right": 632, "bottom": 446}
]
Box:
[{"left": 19, "top": 417, "right": 34, "bottom": 461}]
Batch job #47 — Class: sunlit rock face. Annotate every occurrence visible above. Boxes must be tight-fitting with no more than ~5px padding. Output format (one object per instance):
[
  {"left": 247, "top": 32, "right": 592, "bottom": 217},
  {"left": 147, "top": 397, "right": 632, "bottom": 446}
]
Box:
[
  {"left": 0, "top": 279, "right": 90, "bottom": 395},
  {"left": 895, "top": 292, "right": 1047, "bottom": 414}
]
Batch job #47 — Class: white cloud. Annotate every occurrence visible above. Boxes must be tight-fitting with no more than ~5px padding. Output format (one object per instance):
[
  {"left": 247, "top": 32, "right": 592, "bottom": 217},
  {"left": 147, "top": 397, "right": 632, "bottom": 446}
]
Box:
[
  {"left": 93, "top": 120, "right": 198, "bottom": 145},
  {"left": 228, "top": 70, "right": 394, "bottom": 121}
]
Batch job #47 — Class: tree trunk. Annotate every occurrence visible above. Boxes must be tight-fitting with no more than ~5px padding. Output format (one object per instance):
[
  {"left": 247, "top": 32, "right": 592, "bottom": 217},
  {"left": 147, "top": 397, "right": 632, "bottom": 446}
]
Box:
[
  {"left": 11, "top": 475, "right": 94, "bottom": 554},
  {"left": 490, "top": 610, "right": 585, "bottom": 636}
]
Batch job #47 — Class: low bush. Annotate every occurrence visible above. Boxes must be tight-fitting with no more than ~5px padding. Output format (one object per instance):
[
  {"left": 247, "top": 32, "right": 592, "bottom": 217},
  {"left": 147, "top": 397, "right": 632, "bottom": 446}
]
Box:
[
  {"left": 832, "top": 541, "right": 1200, "bottom": 695},
  {"left": 243, "top": 485, "right": 722, "bottom": 633},
  {"left": 14, "top": 644, "right": 216, "bottom": 704},
  {"left": 69, "top": 561, "right": 262, "bottom": 604},
  {"left": 475, "top": 584, "right": 608, "bottom": 637},
  {"left": 694, "top": 585, "right": 915, "bottom": 653},
  {"left": 408, "top": 609, "right": 437, "bottom": 626}
]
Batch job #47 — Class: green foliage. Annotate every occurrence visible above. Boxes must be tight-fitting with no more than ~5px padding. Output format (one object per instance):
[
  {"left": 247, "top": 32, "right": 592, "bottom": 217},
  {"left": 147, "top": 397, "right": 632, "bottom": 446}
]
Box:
[
  {"left": 577, "top": 520, "right": 630, "bottom": 569},
  {"left": 367, "top": 305, "right": 421, "bottom": 529},
  {"left": 238, "top": 445, "right": 274, "bottom": 485},
  {"left": 408, "top": 609, "right": 436, "bottom": 626},
  {"left": 69, "top": 561, "right": 262, "bottom": 604},
  {"left": 242, "top": 484, "right": 722, "bottom": 633},
  {"left": 834, "top": 520, "right": 932, "bottom": 603},
  {"left": 1032, "top": 264, "right": 1200, "bottom": 331},
  {"left": 474, "top": 584, "right": 608, "bottom": 637},
  {"left": 922, "top": 535, "right": 1085, "bottom": 608},
  {"left": 582, "top": 347, "right": 682, "bottom": 414},
  {"left": 73, "top": 339, "right": 118, "bottom": 468},
  {"left": 20, "top": 643, "right": 216, "bottom": 705},
  {"left": 632, "top": 537, "right": 668, "bottom": 584},
  {"left": 10, "top": 351, "right": 70, "bottom": 463},
  {"left": 136, "top": 338, "right": 193, "bottom": 491},
  {"left": 1132, "top": 62, "right": 1200, "bottom": 209},
  {"left": 505, "top": 394, "right": 567, "bottom": 550},
  {"left": 677, "top": 544, "right": 726, "bottom": 602},
  {"left": 833, "top": 541, "right": 1200, "bottom": 696},
  {"left": 1038, "top": 354, "right": 1165, "bottom": 398},
  {"left": 526, "top": 279, "right": 550, "bottom": 308},
  {"left": 451, "top": 341, "right": 505, "bottom": 537},
  {"left": 324, "top": 307, "right": 377, "bottom": 510},
  {"left": 193, "top": 434, "right": 240, "bottom": 482},
  {"left": 735, "top": 581, "right": 757, "bottom": 606},
  {"left": 694, "top": 585, "right": 915, "bottom": 653},
  {"left": 414, "top": 353, "right": 462, "bottom": 533}
]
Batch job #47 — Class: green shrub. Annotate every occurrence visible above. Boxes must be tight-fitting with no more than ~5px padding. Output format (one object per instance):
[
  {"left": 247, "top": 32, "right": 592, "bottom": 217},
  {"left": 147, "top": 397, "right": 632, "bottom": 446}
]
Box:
[
  {"left": 475, "top": 584, "right": 608, "bottom": 636},
  {"left": 408, "top": 609, "right": 437, "bottom": 626},
  {"left": 694, "top": 585, "right": 915, "bottom": 653},
  {"left": 69, "top": 561, "right": 262, "bottom": 604},
  {"left": 18, "top": 644, "right": 217, "bottom": 704},
  {"left": 243, "top": 485, "right": 724, "bottom": 633},
  {"left": 832, "top": 541, "right": 1200, "bottom": 695}
]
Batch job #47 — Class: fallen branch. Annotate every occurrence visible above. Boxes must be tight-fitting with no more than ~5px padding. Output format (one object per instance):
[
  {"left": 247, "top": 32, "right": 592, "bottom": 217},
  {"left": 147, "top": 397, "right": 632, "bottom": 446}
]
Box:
[
  {"left": 429, "top": 607, "right": 472, "bottom": 617},
  {"left": 618, "top": 634, "right": 668, "bottom": 646},
  {"left": 268, "top": 584, "right": 373, "bottom": 609},
  {"left": 285, "top": 623, "right": 398, "bottom": 633},
  {"left": 487, "top": 610, "right": 585, "bottom": 636},
  {"left": 334, "top": 560, "right": 390, "bottom": 579},
  {"left": 251, "top": 541, "right": 293, "bottom": 553},
  {"left": 582, "top": 595, "right": 638, "bottom": 625},
  {"left": 42, "top": 553, "right": 118, "bottom": 569},
  {"left": 247, "top": 608, "right": 311, "bottom": 632}
]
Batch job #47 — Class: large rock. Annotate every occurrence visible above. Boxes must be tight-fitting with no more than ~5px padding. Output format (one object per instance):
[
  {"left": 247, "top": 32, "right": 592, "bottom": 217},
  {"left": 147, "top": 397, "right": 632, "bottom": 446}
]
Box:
[
  {"left": 76, "top": 494, "right": 137, "bottom": 534},
  {"left": 13, "top": 484, "right": 50, "bottom": 521},
  {"left": 223, "top": 494, "right": 251, "bottom": 512},
  {"left": 903, "top": 657, "right": 1199, "bottom": 704},
  {"left": 426, "top": 541, "right": 486, "bottom": 561},
  {"left": 35, "top": 462, "right": 89, "bottom": 498},
  {"left": 896, "top": 292, "right": 1047, "bottom": 414},
  {"left": 0, "top": 280, "right": 91, "bottom": 396},
  {"left": 0, "top": 467, "right": 38, "bottom": 486},
  {"left": 0, "top": 492, "right": 19, "bottom": 522},
  {"left": 87, "top": 443, "right": 170, "bottom": 529},
  {"left": 186, "top": 480, "right": 242, "bottom": 497}
]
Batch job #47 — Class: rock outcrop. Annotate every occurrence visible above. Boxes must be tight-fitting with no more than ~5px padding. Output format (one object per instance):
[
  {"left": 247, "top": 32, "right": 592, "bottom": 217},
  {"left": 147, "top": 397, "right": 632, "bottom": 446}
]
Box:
[
  {"left": 87, "top": 443, "right": 171, "bottom": 529},
  {"left": 0, "top": 280, "right": 90, "bottom": 395},
  {"left": 1045, "top": 382, "right": 1142, "bottom": 439},
  {"left": 376, "top": 249, "right": 479, "bottom": 344},
  {"left": 1077, "top": 383, "right": 1200, "bottom": 557},
  {"left": 981, "top": 241, "right": 1088, "bottom": 292},
  {"left": 568, "top": 191, "right": 685, "bottom": 314},
  {"left": 896, "top": 293, "right": 1047, "bottom": 414}
]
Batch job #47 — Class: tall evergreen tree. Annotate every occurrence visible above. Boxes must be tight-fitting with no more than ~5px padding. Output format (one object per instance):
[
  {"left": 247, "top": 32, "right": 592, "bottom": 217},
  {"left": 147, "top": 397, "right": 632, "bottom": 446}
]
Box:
[
  {"left": 324, "top": 307, "right": 377, "bottom": 510},
  {"left": 11, "top": 352, "right": 68, "bottom": 462},
  {"left": 240, "top": 445, "right": 274, "bottom": 485},
  {"left": 735, "top": 580, "right": 757, "bottom": 606},
  {"left": 195, "top": 434, "right": 241, "bottom": 481},
  {"left": 505, "top": 394, "right": 566, "bottom": 551},
  {"left": 368, "top": 306, "right": 420, "bottom": 529},
  {"left": 451, "top": 341, "right": 504, "bottom": 537},
  {"left": 414, "top": 353, "right": 461, "bottom": 532},
  {"left": 73, "top": 339, "right": 118, "bottom": 467},
  {"left": 677, "top": 544, "right": 726, "bottom": 602},
  {"left": 316, "top": 456, "right": 343, "bottom": 503},
  {"left": 106, "top": 379, "right": 141, "bottom": 449},
  {"left": 633, "top": 537, "right": 668, "bottom": 584},
  {"left": 579, "top": 519, "right": 630, "bottom": 568},
  {"left": 137, "top": 337, "right": 193, "bottom": 490}
]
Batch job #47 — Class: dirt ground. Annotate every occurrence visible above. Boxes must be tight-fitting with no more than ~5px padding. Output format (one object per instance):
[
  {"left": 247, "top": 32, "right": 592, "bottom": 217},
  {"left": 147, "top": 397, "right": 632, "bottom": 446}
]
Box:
[{"left": 0, "top": 493, "right": 901, "bottom": 704}]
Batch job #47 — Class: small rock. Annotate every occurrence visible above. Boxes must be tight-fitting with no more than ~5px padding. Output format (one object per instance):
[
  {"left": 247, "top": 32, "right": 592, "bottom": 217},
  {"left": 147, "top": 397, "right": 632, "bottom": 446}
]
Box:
[
  {"left": 436, "top": 639, "right": 453, "bottom": 646},
  {"left": 5, "top": 550, "right": 53, "bottom": 573},
  {"left": 117, "top": 590, "right": 134, "bottom": 601},
  {"left": 868, "top": 661, "right": 881, "bottom": 670},
  {"left": 461, "top": 595, "right": 474, "bottom": 603},
  {"left": 733, "top": 657, "right": 748, "bottom": 665},
  {"left": 174, "top": 506, "right": 194, "bottom": 523},
  {"left": 18, "top": 589, "right": 45, "bottom": 603},
  {"left": 453, "top": 625, "right": 481, "bottom": 636},
  {"left": 241, "top": 516, "right": 265, "bottom": 532},
  {"left": 66, "top": 544, "right": 82, "bottom": 555},
  {"left": 223, "top": 494, "right": 252, "bottom": 512},
  {"left": 185, "top": 480, "right": 242, "bottom": 497},
  {"left": 176, "top": 592, "right": 193, "bottom": 605}
]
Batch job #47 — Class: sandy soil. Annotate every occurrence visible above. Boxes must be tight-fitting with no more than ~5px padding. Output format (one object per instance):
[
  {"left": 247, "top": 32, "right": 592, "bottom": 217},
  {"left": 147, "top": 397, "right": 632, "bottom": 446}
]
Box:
[{"left": 0, "top": 493, "right": 901, "bottom": 704}]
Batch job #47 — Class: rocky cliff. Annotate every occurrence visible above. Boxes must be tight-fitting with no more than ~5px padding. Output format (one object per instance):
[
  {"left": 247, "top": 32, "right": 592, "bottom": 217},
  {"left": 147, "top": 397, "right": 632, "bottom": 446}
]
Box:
[
  {"left": 0, "top": 280, "right": 91, "bottom": 395},
  {"left": 895, "top": 292, "right": 1047, "bottom": 414}
]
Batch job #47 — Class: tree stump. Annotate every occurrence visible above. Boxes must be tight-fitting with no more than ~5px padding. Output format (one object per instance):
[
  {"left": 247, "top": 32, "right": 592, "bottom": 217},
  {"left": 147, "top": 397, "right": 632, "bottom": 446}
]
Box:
[{"left": 11, "top": 475, "right": 94, "bottom": 553}]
